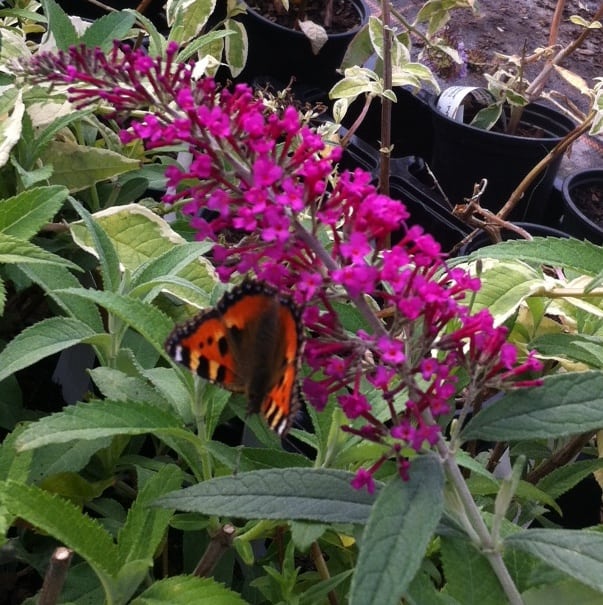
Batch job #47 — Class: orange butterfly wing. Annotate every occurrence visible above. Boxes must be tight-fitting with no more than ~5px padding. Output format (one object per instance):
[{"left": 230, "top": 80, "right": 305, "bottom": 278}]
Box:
[{"left": 165, "top": 280, "right": 304, "bottom": 436}]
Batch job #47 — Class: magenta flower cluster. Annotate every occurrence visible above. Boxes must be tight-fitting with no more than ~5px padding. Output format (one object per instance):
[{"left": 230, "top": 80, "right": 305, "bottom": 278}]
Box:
[{"left": 20, "top": 43, "right": 543, "bottom": 492}]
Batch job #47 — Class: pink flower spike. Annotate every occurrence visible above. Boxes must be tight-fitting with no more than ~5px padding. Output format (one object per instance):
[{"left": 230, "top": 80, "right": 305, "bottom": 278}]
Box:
[{"left": 351, "top": 468, "right": 376, "bottom": 494}]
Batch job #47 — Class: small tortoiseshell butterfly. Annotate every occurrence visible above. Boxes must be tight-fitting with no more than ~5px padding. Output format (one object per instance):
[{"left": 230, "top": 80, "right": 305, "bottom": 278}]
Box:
[{"left": 165, "top": 279, "right": 304, "bottom": 436}]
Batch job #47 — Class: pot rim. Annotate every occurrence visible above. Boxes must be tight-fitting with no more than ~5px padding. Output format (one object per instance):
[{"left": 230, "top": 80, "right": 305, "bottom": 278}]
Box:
[
  {"left": 562, "top": 168, "right": 603, "bottom": 233},
  {"left": 242, "top": 0, "right": 369, "bottom": 39},
  {"left": 430, "top": 98, "right": 575, "bottom": 143}
]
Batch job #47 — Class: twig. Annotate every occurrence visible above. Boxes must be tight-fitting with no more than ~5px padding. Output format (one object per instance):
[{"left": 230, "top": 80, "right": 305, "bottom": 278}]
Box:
[
  {"left": 311, "top": 542, "right": 338, "bottom": 605},
  {"left": 526, "top": 432, "right": 596, "bottom": 484},
  {"left": 39, "top": 547, "right": 73, "bottom": 605},
  {"left": 193, "top": 524, "right": 236, "bottom": 577}
]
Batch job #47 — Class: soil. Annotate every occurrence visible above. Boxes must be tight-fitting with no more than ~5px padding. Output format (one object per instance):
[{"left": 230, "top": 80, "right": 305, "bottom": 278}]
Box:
[
  {"left": 392, "top": 0, "right": 603, "bottom": 119},
  {"left": 247, "top": 0, "right": 363, "bottom": 33},
  {"left": 573, "top": 180, "right": 603, "bottom": 225}
]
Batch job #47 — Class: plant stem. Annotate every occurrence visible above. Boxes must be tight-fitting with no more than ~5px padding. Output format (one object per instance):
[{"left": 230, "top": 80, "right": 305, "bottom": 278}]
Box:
[
  {"left": 310, "top": 542, "right": 339, "bottom": 605},
  {"left": 378, "top": 0, "right": 393, "bottom": 199},
  {"left": 526, "top": 2, "right": 603, "bottom": 102},
  {"left": 193, "top": 524, "right": 236, "bottom": 577},
  {"left": 435, "top": 433, "right": 525, "bottom": 604},
  {"left": 39, "top": 547, "right": 73, "bottom": 605},
  {"left": 494, "top": 110, "right": 595, "bottom": 221},
  {"left": 527, "top": 431, "right": 596, "bottom": 483}
]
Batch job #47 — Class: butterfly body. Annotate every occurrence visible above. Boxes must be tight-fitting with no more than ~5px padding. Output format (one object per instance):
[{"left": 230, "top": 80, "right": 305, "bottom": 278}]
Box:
[{"left": 165, "top": 279, "right": 304, "bottom": 436}]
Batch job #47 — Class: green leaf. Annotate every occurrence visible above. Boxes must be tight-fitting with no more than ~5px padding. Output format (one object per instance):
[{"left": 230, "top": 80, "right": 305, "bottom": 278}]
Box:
[
  {"left": 131, "top": 241, "right": 214, "bottom": 288},
  {"left": 206, "top": 442, "right": 313, "bottom": 473},
  {"left": 55, "top": 288, "right": 174, "bottom": 357},
  {"left": 0, "top": 186, "right": 68, "bottom": 239},
  {"left": 530, "top": 333, "right": 603, "bottom": 369},
  {"left": 41, "top": 0, "right": 79, "bottom": 50},
  {"left": 460, "top": 259, "right": 543, "bottom": 323},
  {"left": 460, "top": 238, "right": 603, "bottom": 276},
  {"left": 14, "top": 399, "right": 191, "bottom": 451},
  {"left": 523, "top": 578, "right": 603, "bottom": 605},
  {"left": 81, "top": 10, "right": 137, "bottom": 50},
  {"left": 39, "top": 140, "right": 139, "bottom": 192},
  {"left": 349, "top": 456, "right": 444, "bottom": 605},
  {"left": 224, "top": 19, "right": 248, "bottom": 78},
  {"left": 471, "top": 103, "right": 503, "bottom": 130},
  {"left": 537, "top": 458, "right": 603, "bottom": 500},
  {"left": 131, "top": 575, "right": 248, "bottom": 604},
  {"left": 69, "top": 198, "right": 121, "bottom": 294},
  {"left": 505, "top": 529, "right": 603, "bottom": 592},
  {"left": 461, "top": 371, "right": 603, "bottom": 441},
  {"left": 0, "top": 317, "right": 100, "bottom": 383},
  {"left": 1, "top": 480, "right": 120, "bottom": 576},
  {"left": 0, "top": 232, "right": 80, "bottom": 270},
  {"left": 89, "top": 367, "right": 169, "bottom": 408},
  {"left": 117, "top": 464, "right": 184, "bottom": 566},
  {"left": 124, "top": 9, "right": 166, "bottom": 57},
  {"left": 440, "top": 536, "right": 507, "bottom": 605},
  {"left": 18, "top": 263, "right": 104, "bottom": 332},
  {"left": 155, "top": 469, "right": 379, "bottom": 524},
  {"left": 168, "top": 0, "right": 217, "bottom": 43}
]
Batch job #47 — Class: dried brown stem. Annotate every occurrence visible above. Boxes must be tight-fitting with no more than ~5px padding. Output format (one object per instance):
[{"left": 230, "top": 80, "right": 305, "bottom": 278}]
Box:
[
  {"left": 193, "top": 524, "right": 236, "bottom": 577},
  {"left": 39, "top": 547, "right": 73, "bottom": 605},
  {"left": 526, "top": 432, "right": 596, "bottom": 484}
]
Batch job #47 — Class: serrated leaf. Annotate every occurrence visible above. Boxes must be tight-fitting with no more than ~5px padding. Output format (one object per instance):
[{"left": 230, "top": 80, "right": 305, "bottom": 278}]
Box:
[
  {"left": 142, "top": 367, "right": 194, "bottom": 424},
  {"left": 131, "top": 575, "right": 247, "bottom": 604},
  {"left": 17, "top": 263, "right": 104, "bottom": 332},
  {"left": 505, "top": 529, "right": 603, "bottom": 592},
  {"left": 460, "top": 238, "right": 603, "bottom": 276},
  {"left": 0, "top": 232, "right": 80, "bottom": 270},
  {"left": 349, "top": 456, "right": 444, "bottom": 605},
  {"left": 41, "top": 0, "right": 79, "bottom": 50},
  {"left": 1, "top": 480, "right": 120, "bottom": 575},
  {"left": 80, "top": 10, "right": 137, "bottom": 50},
  {"left": 117, "top": 464, "right": 183, "bottom": 566},
  {"left": 440, "top": 536, "right": 507, "bottom": 605},
  {"left": 155, "top": 468, "right": 379, "bottom": 524},
  {"left": 0, "top": 186, "right": 68, "bottom": 239},
  {"left": 89, "top": 367, "right": 168, "bottom": 408},
  {"left": 0, "top": 317, "right": 100, "bottom": 383},
  {"left": 462, "top": 371, "right": 603, "bottom": 441},
  {"left": 29, "top": 439, "right": 113, "bottom": 482},
  {"left": 206, "top": 442, "right": 312, "bottom": 473},
  {"left": 55, "top": 288, "right": 173, "bottom": 357},
  {"left": 39, "top": 140, "right": 139, "bottom": 192},
  {"left": 537, "top": 458, "right": 603, "bottom": 500},
  {"left": 14, "top": 399, "right": 192, "bottom": 452}
]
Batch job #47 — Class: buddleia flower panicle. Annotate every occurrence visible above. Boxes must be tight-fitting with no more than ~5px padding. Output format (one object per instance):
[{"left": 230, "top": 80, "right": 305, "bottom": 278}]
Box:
[{"left": 19, "top": 43, "right": 543, "bottom": 489}]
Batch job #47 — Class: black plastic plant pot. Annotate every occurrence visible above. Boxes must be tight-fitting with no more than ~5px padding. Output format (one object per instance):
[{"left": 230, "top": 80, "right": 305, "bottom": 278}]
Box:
[
  {"left": 560, "top": 169, "right": 603, "bottom": 245},
  {"left": 56, "top": 0, "right": 166, "bottom": 27},
  {"left": 457, "top": 222, "right": 570, "bottom": 256},
  {"left": 429, "top": 102, "right": 575, "bottom": 224},
  {"left": 237, "top": 0, "right": 369, "bottom": 90},
  {"left": 341, "top": 87, "right": 436, "bottom": 160},
  {"left": 388, "top": 157, "right": 471, "bottom": 253}
]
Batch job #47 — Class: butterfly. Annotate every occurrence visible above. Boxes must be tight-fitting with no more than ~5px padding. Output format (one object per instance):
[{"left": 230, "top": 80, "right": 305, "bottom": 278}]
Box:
[{"left": 165, "top": 279, "right": 304, "bottom": 436}]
